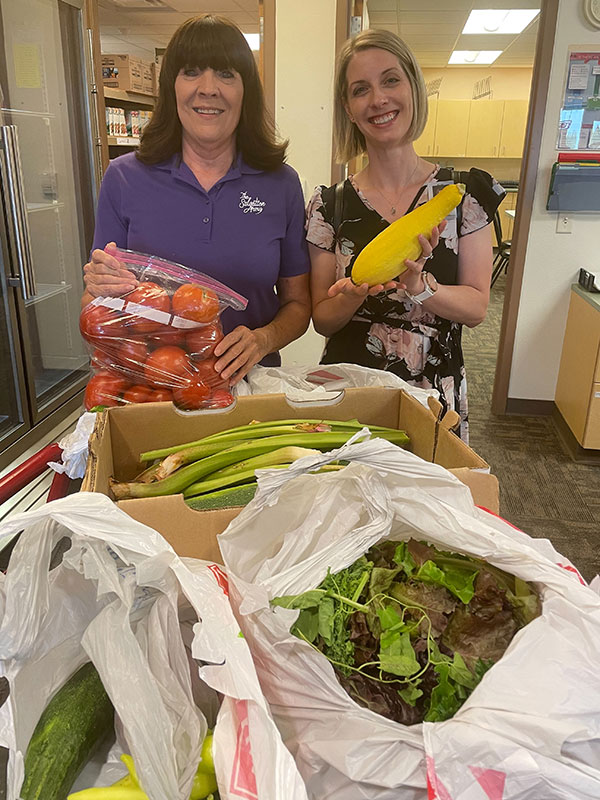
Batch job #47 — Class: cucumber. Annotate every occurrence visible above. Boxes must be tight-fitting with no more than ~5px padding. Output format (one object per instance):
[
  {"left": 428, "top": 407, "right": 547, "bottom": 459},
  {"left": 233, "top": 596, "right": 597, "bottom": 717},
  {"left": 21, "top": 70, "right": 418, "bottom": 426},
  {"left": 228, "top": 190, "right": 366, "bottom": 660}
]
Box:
[
  {"left": 21, "top": 661, "right": 114, "bottom": 800},
  {"left": 185, "top": 483, "right": 258, "bottom": 511}
]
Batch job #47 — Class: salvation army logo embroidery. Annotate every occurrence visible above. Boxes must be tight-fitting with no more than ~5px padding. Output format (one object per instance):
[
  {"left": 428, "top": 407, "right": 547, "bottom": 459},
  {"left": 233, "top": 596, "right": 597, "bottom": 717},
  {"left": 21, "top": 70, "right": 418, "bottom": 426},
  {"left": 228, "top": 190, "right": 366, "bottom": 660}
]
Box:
[{"left": 239, "top": 190, "right": 265, "bottom": 214}]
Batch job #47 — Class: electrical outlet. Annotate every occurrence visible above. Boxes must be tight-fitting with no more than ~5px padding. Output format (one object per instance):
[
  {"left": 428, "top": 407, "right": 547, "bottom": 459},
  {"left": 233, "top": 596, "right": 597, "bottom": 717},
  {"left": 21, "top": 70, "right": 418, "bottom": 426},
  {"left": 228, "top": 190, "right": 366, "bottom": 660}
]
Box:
[{"left": 556, "top": 215, "right": 572, "bottom": 234}]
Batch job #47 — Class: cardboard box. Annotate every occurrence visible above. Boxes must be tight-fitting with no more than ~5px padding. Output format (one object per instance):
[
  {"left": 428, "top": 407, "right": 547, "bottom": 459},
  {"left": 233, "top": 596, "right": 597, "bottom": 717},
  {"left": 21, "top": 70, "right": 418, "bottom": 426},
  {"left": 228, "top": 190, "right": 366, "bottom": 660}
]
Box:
[
  {"left": 140, "top": 60, "right": 155, "bottom": 96},
  {"left": 101, "top": 54, "right": 143, "bottom": 93},
  {"left": 82, "top": 389, "right": 498, "bottom": 559}
]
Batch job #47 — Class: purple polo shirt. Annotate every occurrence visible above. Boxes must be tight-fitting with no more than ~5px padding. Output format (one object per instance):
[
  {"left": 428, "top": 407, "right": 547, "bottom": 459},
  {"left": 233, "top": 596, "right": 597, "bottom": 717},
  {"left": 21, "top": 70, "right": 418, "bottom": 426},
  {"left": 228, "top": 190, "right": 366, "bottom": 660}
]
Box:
[{"left": 92, "top": 151, "right": 310, "bottom": 365}]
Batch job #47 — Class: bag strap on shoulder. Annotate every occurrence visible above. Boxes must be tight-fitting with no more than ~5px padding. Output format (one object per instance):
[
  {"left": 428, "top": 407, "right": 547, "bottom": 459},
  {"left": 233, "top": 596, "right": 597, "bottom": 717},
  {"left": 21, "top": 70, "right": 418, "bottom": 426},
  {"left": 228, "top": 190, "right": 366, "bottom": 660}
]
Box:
[
  {"left": 333, "top": 180, "right": 345, "bottom": 243},
  {"left": 451, "top": 169, "right": 469, "bottom": 235}
]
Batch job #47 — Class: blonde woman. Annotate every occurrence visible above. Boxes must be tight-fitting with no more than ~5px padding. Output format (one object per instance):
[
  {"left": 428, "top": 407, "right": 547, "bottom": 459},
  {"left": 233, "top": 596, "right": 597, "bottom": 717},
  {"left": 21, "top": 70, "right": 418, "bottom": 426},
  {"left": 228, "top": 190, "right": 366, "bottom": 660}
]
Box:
[{"left": 306, "top": 29, "right": 505, "bottom": 439}]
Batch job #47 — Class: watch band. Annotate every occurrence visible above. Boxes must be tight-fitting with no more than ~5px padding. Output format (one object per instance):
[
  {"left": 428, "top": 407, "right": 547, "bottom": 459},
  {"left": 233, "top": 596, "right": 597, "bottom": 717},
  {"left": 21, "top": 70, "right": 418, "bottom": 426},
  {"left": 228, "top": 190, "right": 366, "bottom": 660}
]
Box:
[{"left": 405, "top": 271, "right": 438, "bottom": 305}]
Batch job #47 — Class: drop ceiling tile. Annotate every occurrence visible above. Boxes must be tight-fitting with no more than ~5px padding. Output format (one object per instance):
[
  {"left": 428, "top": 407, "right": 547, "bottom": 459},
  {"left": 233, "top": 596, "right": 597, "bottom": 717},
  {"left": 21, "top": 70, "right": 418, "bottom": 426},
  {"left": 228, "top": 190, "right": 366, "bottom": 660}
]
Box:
[
  {"left": 368, "top": 11, "right": 399, "bottom": 23},
  {"left": 456, "top": 33, "right": 519, "bottom": 50},
  {"left": 405, "top": 35, "right": 462, "bottom": 46},
  {"left": 396, "top": 11, "right": 469, "bottom": 25},
  {"left": 367, "top": 0, "right": 400, "bottom": 10},
  {"left": 164, "top": 0, "right": 246, "bottom": 11},
  {"left": 397, "top": 0, "right": 474, "bottom": 10},
  {"left": 371, "top": 22, "right": 399, "bottom": 32}
]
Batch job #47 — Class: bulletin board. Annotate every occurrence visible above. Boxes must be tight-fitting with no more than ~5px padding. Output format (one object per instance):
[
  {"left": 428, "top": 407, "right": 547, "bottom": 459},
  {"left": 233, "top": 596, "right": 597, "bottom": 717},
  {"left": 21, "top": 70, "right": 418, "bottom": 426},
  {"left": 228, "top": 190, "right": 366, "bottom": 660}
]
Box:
[{"left": 557, "top": 49, "right": 600, "bottom": 150}]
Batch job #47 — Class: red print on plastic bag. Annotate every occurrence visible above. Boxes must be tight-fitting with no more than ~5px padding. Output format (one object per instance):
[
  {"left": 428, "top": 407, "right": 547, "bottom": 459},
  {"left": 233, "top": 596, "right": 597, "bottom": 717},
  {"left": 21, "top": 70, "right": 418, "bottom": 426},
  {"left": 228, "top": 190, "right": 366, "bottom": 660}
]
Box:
[
  {"left": 469, "top": 766, "right": 506, "bottom": 799},
  {"left": 206, "top": 563, "right": 229, "bottom": 596},
  {"left": 426, "top": 756, "right": 453, "bottom": 800},
  {"left": 230, "top": 700, "right": 258, "bottom": 799}
]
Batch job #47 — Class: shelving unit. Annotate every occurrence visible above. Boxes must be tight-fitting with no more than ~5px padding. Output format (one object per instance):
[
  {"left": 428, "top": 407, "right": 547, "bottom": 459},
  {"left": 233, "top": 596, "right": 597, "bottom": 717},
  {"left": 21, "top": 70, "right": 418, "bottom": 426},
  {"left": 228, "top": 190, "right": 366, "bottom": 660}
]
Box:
[
  {"left": 107, "top": 136, "right": 140, "bottom": 146},
  {"left": 102, "top": 86, "right": 156, "bottom": 161},
  {"left": 103, "top": 87, "right": 156, "bottom": 106}
]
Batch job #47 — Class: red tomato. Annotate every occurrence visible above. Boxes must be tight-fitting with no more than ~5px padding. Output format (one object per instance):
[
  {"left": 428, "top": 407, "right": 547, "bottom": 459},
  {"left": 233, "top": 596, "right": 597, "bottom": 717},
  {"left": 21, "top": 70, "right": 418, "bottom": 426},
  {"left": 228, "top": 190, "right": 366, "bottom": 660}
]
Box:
[
  {"left": 192, "top": 356, "right": 222, "bottom": 387},
  {"left": 123, "top": 282, "right": 171, "bottom": 334},
  {"left": 172, "top": 284, "right": 219, "bottom": 323},
  {"left": 90, "top": 348, "right": 121, "bottom": 374},
  {"left": 84, "top": 371, "right": 129, "bottom": 410},
  {"left": 148, "top": 388, "right": 173, "bottom": 402},
  {"left": 146, "top": 324, "right": 186, "bottom": 349},
  {"left": 116, "top": 339, "right": 149, "bottom": 376},
  {"left": 172, "top": 375, "right": 211, "bottom": 411},
  {"left": 207, "top": 388, "right": 234, "bottom": 408},
  {"left": 80, "top": 304, "right": 126, "bottom": 345},
  {"left": 186, "top": 322, "right": 223, "bottom": 360},
  {"left": 122, "top": 384, "right": 153, "bottom": 404},
  {"left": 144, "top": 346, "right": 193, "bottom": 387}
]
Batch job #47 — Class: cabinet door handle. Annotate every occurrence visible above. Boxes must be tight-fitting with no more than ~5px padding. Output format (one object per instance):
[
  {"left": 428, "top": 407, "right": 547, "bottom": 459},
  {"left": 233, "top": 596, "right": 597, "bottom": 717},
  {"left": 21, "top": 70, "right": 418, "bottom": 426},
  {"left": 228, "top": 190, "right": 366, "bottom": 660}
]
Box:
[{"left": 0, "top": 125, "right": 37, "bottom": 300}]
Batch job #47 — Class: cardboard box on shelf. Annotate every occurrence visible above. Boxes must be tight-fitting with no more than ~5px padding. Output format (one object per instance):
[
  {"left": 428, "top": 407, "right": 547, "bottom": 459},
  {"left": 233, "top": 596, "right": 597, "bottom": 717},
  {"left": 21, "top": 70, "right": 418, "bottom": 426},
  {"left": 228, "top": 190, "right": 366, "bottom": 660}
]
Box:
[
  {"left": 82, "top": 388, "right": 499, "bottom": 560},
  {"left": 140, "top": 60, "right": 155, "bottom": 95},
  {"left": 151, "top": 61, "right": 160, "bottom": 94},
  {"left": 101, "top": 54, "right": 143, "bottom": 93}
]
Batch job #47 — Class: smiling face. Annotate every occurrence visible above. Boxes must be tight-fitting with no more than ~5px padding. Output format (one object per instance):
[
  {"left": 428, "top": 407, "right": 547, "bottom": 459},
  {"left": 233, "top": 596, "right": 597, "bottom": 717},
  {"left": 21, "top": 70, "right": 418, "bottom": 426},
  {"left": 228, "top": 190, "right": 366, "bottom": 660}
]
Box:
[
  {"left": 175, "top": 65, "right": 244, "bottom": 153},
  {"left": 344, "top": 47, "right": 414, "bottom": 149}
]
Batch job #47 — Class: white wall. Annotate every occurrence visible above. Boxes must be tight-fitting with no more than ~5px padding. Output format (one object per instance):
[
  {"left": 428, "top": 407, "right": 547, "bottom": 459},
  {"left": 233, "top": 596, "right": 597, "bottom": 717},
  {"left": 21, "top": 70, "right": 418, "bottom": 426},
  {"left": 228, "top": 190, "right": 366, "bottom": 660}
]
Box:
[
  {"left": 509, "top": 2, "right": 600, "bottom": 401},
  {"left": 275, "top": 0, "right": 335, "bottom": 366}
]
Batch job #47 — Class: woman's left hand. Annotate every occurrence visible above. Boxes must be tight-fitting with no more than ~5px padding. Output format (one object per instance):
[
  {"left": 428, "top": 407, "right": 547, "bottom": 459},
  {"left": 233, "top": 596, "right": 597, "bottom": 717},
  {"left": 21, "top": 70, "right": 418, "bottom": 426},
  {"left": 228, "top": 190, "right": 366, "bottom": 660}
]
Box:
[
  {"left": 398, "top": 220, "right": 447, "bottom": 294},
  {"left": 213, "top": 326, "right": 270, "bottom": 385}
]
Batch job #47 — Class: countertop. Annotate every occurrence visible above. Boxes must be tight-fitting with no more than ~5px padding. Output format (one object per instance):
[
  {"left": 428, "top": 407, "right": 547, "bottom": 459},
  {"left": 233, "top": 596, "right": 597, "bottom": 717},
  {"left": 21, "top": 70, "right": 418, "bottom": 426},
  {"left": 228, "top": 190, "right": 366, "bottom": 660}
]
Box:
[{"left": 572, "top": 283, "right": 600, "bottom": 312}]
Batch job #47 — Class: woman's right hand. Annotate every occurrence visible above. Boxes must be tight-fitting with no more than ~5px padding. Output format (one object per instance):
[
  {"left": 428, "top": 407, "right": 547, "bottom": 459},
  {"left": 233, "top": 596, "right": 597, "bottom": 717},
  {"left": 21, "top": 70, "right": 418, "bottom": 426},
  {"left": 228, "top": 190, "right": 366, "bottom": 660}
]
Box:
[
  {"left": 83, "top": 242, "right": 138, "bottom": 298},
  {"left": 327, "top": 276, "right": 401, "bottom": 299}
]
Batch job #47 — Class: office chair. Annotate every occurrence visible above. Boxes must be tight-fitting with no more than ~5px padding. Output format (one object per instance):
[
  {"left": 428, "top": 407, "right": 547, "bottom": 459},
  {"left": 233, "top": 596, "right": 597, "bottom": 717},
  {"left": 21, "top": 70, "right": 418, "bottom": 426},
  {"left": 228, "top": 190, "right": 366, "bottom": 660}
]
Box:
[{"left": 491, "top": 210, "right": 511, "bottom": 287}]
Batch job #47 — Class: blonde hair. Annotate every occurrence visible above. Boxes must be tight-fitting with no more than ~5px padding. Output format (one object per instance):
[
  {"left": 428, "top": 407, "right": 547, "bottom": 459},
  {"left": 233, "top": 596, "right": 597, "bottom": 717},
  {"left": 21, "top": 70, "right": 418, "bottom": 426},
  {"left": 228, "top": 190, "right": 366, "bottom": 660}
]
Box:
[{"left": 333, "top": 29, "right": 428, "bottom": 163}]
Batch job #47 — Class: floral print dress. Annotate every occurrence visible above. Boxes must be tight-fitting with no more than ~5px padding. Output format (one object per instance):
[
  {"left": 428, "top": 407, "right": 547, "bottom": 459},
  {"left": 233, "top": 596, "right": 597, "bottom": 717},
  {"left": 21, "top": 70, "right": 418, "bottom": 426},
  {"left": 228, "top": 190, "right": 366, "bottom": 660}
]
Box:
[{"left": 306, "top": 166, "right": 505, "bottom": 441}]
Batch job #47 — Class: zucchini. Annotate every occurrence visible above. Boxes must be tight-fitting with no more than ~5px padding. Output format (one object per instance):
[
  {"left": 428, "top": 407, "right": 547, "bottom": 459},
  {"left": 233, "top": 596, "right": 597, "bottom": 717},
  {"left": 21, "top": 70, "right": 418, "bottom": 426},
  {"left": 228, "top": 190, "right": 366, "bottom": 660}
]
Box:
[
  {"left": 21, "top": 661, "right": 114, "bottom": 800},
  {"left": 185, "top": 483, "right": 258, "bottom": 510}
]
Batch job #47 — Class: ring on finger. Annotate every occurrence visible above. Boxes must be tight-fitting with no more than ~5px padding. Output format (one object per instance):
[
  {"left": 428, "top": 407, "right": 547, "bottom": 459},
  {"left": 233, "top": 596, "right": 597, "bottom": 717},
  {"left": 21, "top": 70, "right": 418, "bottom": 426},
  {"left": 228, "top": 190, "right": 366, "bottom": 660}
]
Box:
[{"left": 422, "top": 252, "right": 434, "bottom": 261}]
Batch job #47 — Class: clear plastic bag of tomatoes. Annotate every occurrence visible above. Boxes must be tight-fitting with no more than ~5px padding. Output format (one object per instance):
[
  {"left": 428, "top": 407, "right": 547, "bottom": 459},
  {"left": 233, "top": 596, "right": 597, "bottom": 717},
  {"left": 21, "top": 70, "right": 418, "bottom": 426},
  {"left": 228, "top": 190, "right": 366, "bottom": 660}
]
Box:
[{"left": 80, "top": 248, "right": 247, "bottom": 411}]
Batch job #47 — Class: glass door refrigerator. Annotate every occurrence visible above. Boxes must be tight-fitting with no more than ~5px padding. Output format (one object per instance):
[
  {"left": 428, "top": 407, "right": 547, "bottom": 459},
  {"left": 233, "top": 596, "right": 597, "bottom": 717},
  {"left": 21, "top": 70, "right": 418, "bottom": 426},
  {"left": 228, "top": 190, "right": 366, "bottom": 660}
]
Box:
[{"left": 0, "top": 0, "right": 99, "bottom": 469}]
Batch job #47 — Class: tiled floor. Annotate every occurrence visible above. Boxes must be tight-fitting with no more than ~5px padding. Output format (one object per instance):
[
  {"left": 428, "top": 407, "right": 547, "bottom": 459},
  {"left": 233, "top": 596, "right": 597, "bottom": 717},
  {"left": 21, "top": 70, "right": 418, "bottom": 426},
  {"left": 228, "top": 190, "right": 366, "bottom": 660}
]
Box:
[{"left": 463, "top": 275, "right": 600, "bottom": 582}]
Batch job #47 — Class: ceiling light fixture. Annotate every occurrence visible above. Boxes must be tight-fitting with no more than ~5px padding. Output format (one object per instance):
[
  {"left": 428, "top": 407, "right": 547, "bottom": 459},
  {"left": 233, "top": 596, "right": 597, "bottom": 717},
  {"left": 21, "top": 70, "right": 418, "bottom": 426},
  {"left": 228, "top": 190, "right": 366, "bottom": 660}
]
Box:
[
  {"left": 462, "top": 9, "right": 540, "bottom": 35},
  {"left": 449, "top": 50, "right": 503, "bottom": 65}
]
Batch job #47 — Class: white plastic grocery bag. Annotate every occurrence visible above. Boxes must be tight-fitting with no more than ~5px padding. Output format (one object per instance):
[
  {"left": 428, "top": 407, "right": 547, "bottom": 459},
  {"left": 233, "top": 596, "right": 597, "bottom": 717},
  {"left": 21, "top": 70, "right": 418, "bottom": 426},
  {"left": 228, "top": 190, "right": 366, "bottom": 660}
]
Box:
[
  {"left": 0, "top": 492, "right": 308, "bottom": 800},
  {"left": 219, "top": 437, "right": 600, "bottom": 800},
  {"left": 237, "top": 363, "right": 438, "bottom": 407}
]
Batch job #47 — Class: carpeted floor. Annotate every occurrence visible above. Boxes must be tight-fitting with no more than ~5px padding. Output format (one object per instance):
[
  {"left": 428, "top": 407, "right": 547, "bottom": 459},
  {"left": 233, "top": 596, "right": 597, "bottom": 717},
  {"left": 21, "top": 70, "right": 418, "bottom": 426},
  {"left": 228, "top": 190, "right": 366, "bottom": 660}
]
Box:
[{"left": 462, "top": 274, "right": 600, "bottom": 582}]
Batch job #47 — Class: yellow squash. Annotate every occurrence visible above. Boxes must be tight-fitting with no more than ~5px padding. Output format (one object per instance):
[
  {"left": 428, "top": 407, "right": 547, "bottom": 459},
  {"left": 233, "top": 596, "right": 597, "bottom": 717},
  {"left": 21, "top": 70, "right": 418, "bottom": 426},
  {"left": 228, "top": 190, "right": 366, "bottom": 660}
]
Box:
[{"left": 351, "top": 183, "right": 464, "bottom": 286}]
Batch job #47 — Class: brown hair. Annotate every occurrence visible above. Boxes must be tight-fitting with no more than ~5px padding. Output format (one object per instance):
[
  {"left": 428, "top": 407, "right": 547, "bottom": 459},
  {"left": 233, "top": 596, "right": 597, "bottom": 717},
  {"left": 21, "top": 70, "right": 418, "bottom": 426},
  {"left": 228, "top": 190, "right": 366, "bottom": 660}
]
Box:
[
  {"left": 333, "top": 29, "right": 428, "bottom": 163},
  {"left": 137, "top": 15, "right": 287, "bottom": 171}
]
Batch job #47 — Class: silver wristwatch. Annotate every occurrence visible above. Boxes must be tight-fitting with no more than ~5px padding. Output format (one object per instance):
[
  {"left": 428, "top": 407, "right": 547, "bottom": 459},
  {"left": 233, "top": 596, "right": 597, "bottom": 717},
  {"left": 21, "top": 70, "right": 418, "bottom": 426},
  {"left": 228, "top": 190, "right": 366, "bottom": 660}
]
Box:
[{"left": 405, "top": 271, "right": 438, "bottom": 305}]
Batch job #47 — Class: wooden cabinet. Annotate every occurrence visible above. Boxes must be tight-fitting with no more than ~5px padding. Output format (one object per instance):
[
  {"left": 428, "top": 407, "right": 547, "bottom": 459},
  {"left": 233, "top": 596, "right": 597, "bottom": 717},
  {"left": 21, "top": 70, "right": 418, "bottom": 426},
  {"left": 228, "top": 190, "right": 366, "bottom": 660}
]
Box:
[
  {"left": 416, "top": 98, "right": 528, "bottom": 160},
  {"left": 499, "top": 100, "right": 528, "bottom": 158},
  {"left": 414, "top": 97, "right": 437, "bottom": 157},
  {"left": 434, "top": 100, "right": 471, "bottom": 157},
  {"left": 555, "top": 287, "right": 600, "bottom": 449},
  {"left": 465, "top": 100, "right": 504, "bottom": 158}
]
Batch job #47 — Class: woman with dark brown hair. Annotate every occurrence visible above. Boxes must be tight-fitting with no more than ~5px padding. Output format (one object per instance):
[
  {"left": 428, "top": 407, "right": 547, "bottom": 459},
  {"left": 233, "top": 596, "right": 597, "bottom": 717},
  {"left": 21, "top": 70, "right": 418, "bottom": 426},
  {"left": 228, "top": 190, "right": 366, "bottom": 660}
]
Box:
[{"left": 82, "top": 15, "right": 310, "bottom": 384}]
